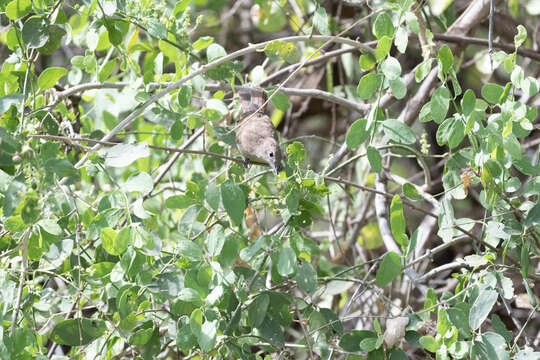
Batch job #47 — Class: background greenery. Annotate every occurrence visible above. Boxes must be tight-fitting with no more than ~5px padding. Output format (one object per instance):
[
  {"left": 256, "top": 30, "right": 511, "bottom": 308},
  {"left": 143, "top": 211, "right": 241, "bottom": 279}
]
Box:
[{"left": 0, "top": 0, "right": 539, "bottom": 358}]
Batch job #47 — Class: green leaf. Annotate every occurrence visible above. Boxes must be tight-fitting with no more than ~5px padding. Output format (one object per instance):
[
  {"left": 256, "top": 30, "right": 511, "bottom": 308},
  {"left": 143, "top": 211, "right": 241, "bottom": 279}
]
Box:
[
  {"left": 437, "top": 45, "right": 454, "bottom": 74},
  {"left": 207, "top": 226, "right": 224, "bottom": 257},
  {"left": 382, "top": 119, "right": 416, "bottom": 144},
  {"left": 221, "top": 180, "right": 246, "bottom": 227},
  {"left": 249, "top": 293, "right": 270, "bottom": 328},
  {"left": 277, "top": 247, "right": 297, "bottom": 276},
  {"left": 390, "top": 195, "right": 408, "bottom": 247},
  {"left": 104, "top": 143, "right": 150, "bottom": 167},
  {"left": 469, "top": 289, "right": 498, "bottom": 330},
  {"left": 165, "top": 195, "right": 195, "bottom": 209},
  {"left": 207, "top": 43, "right": 227, "bottom": 61},
  {"left": 359, "top": 53, "right": 377, "bottom": 70},
  {"left": 419, "top": 335, "right": 440, "bottom": 352},
  {"left": 176, "top": 317, "right": 197, "bottom": 352},
  {"left": 461, "top": 89, "right": 476, "bottom": 116},
  {"left": 366, "top": 146, "right": 382, "bottom": 173},
  {"left": 0, "top": 94, "right": 24, "bottom": 114},
  {"left": 525, "top": 203, "right": 540, "bottom": 227},
  {"left": 296, "top": 259, "right": 317, "bottom": 295},
  {"left": 376, "top": 36, "right": 392, "bottom": 61},
  {"left": 313, "top": 6, "right": 330, "bottom": 35},
  {"left": 381, "top": 56, "right": 401, "bottom": 80},
  {"left": 270, "top": 91, "right": 290, "bottom": 111},
  {"left": 177, "top": 240, "right": 202, "bottom": 261},
  {"left": 420, "top": 87, "right": 451, "bottom": 123},
  {"left": 6, "top": 0, "right": 32, "bottom": 20},
  {"left": 481, "top": 332, "right": 510, "bottom": 360},
  {"left": 199, "top": 321, "right": 217, "bottom": 352},
  {"left": 178, "top": 85, "right": 193, "bottom": 107},
  {"left": 38, "top": 219, "right": 62, "bottom": 236},
  {"left": 101, "top": 227, "right": 130, "bottom": 256},
  {"left": 259, "top": 316, "right": 284, "bottom": 347},
  {"left": 481, "top": 83, "right": 504, "bottom": 104},
  {"left": 415, "top": 59, "right": 433, "bottom": 82},
  {"left": 375, "top": 251, "right": 401, "bottom": 286},
  {"left": 45, "top": 159, "right": 78, "bottom": 178},
  {"left": 339, "top": 330, "right": 377, "bottom": 352},
  {"left": 402, "top": 183, "right": 423, "bottom": 201},
  {"left": 5, "top": 215, "right": 26, "bottom": 232},
  {"left": 264, "top": 40, "right": 298, "bottom": 63},
  {"left": 389, "top": 348, "right": 408, "bottom": 360},
  {"left": 345, "top": 118, "right": 369, "bottom": 149},
  {"left": 514, "top": 24, "right": 527, "bottom": 47},
  {"left": 357, "top": 73, "right": 380, "bottom": 99},
  {"left": 98, "top": 59, "right": 116, "bottom": 82},
  {"left": 51, "top": 319, "right": 107, "bottom": 346},
  {"left": 436, "top": 117, "right": 465, "bottom": 149},
  {"left": 389, "top": 78, "right": 407, "bottom": 99},
  {"left": 22, "top": 16, "right": 49, "bottom": 49},
  {"left": 193, "top": 36, "right": 214, "bottom": 51},
  {"left": 373, "top": 12, "right": 394, "bottom": 39},
  {"left": 395, "top": 26, "right": 408, "bottom": 53},
  {"left": 491, "top": 314, "right": 513, "bottom": 343},
  {"left": 124, "top": 172, "right": 153, "bottom": 195},
  {"left": 147, "top": 19, "right": 167, "bottom": 39}
]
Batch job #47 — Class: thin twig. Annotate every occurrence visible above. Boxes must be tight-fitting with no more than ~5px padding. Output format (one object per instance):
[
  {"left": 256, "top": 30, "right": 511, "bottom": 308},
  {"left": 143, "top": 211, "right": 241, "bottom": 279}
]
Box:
[{"left": 10, "top": 228, "right": 30, "bottom": 335}]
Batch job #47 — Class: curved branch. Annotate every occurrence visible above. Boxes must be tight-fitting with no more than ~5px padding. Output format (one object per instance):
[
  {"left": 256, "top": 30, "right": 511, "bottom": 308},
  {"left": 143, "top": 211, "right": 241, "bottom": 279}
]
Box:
[{"left": 71, "top": 35, "right": 374, "bottom": 169}]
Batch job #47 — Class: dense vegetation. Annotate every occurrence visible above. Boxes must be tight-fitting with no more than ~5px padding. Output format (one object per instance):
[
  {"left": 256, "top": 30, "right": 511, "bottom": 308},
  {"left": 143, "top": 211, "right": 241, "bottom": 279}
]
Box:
[{"left": 0, "top": 0, "right": 539, "bottom": 358}]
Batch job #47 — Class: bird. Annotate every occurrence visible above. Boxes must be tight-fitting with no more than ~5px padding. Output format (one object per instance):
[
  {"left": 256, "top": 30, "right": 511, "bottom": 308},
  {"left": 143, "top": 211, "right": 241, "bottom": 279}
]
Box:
[{"left": 236, "top": 88, "right": 283, "bottom": 174}]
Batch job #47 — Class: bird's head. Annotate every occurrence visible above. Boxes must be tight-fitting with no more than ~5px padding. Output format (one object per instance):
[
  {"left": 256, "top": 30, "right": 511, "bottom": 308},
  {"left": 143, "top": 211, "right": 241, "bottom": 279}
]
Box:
[{"left": 258, "top": 138, "right": 282, "bottom": 175}]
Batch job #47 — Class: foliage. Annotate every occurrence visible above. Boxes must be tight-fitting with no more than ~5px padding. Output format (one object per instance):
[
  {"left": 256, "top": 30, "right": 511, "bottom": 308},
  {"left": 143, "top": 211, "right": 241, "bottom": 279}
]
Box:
[{"left": 0, "top": 0, "right": 539, "bottom": 359}]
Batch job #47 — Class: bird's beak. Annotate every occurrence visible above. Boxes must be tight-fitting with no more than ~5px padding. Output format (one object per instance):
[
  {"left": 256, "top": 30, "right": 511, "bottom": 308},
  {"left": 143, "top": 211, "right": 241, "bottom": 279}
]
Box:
[{"left": 270, "top": 160, "right": 280, "bottom": 175}]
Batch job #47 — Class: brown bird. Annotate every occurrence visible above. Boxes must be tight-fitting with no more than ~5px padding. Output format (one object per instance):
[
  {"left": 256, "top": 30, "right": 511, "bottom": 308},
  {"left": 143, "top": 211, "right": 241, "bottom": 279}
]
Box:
[{"left": 236, "top": 89, "right": 282, "bottom": 174}]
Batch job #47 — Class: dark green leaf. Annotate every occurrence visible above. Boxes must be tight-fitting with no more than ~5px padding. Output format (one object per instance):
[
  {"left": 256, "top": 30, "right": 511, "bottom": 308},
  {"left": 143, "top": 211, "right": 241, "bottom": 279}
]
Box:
[
  {"left": 481, "top": 83, "right": 504, "bottom": 104},
  {"left": 221, "top": 180, "right": 246, "bottom": 226},
  {"left": 373, "top": 12, "right": 394, "bottom": 39},
  {"left": 51, "top": 319, "right": 106, "bottom": 346},
  {"left": 22, "top": 17, "right": 49, "bottom": 49},
  {"left": 346, "top": 118, "right": 369, "bottom": 149},
  {"left": 461, "top": 89, "right": 476, "bottom": 116},
  {"left": 375, "top": 252, "right": 402, "bottom": 286},
  {"left": 249, "top": 293, "right": 270, "bottom": 328},
  {"left": 147, "top": 19, "right": 167, "bottom": 39},
  {"left": 296, "top": 259, "right": 317, "bottom": 295},
  {"left": 402, "top": 183, "right": 423, "bottom": 201},
  {"left": 259, "top": 316, "right": 284, "bottom": 347},
  {"left": 376, "top": 36, "right": 392, "bottom": 61},
  {"left": 0, "top": 94, "right": 24, "bottom": 114},
  {"left": 366, "top": 146, "right": 382, "bottom": 173},
  {"left": 419, "top": 335, "right": 439, "bottom": 352},
  {"left": 277, "top": 247, "right": 296, "bottom": 276},
  {"left": 525, "top": 203, "right": 540, "bottom": 227},
  {"left": 178, "top": 85, "right": 193, "bottom": 107},
  {"left": 469, "top": 289, "right": 498, "bottom": 330},
  {"left": 270, "top": 91, "right": 290, "bottom": 111},
  {"left": 357, "top": 73, "right": 380, "bottom": 99},
  {"left": 390, "top": 195, "right": 408, "bottom": 247},
  {"left": 382, "top": 119, "right": 416, "bottom": 144},
  {"left": 38, "top": 67, "right": 67, "bottom": 90},
  {"left": 437, "top": 45, "right": 454, "bottom": 74},
  {"left": 313, "top": 6, "right": 330, "bottom": 35},
  {"left": 381, "top": 56, "right": 401, "bottom": 80}
]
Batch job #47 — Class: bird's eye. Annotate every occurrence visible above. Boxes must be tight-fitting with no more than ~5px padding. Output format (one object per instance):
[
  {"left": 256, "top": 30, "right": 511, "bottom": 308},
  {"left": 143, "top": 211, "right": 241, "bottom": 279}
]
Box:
[{"left": 269, "top": 152, "right": 274, "bottom": 157}]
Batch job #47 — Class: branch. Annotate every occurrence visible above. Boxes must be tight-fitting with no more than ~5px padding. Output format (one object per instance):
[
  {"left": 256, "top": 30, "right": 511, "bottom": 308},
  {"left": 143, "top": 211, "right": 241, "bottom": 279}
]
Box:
[
  {"left": 204, "top": 84, "right": 370, "bottom": 113},
  {"left": 71, "top": 35, "right": 374, "bottom": 169},
  {"left": 433, "top": 34, "right": 540, "bottom": 63},
  {"left": 28, "top": 134, "right": 243, "bottom": 164}
]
